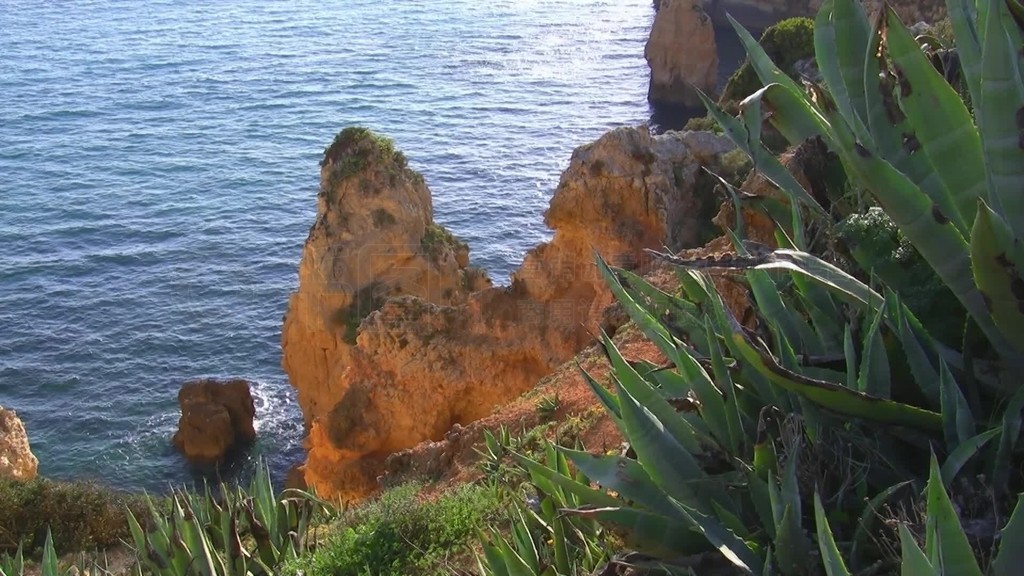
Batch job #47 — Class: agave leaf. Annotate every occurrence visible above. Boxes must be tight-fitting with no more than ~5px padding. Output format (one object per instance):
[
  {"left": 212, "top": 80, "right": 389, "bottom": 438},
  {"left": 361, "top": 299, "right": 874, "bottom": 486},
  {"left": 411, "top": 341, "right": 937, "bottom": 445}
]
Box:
[
  {"left": 944, "top": 0, "right": 984, "bottom": 106},
  {"left": 994, "top": 385, "right": 1024, "bottom": 488},
  {"left": 858, "top": 301, "right": 891, "bottom": 398},
  {"left": 859, "top": 11, "right": 958, "bottom": 230},
  {"left": 939, "top": 359, "right": 975, "bottom": 450},
  {"left": 884, "top": 7, "right": 986, "bottom": 229},
  {"left": 565, "top": 506, "right": 710, "bottom": 559},
  {"left": 723, "top": 308, "right": 942, "bottom": 432},
  {"left": 41, "top": 530, "right": 59, "bottom": 576},
  {"left": 698, "top": 90, "right": 826, "bottom": 215},
  {"left": 924, "top": 454, "right": 983, "bottom": 576},
  {"left": 781, "top": 449, "right": 802, "bottom": 521},
  {"left": 885, "top": 293, "right": 941, "bottom": 407},
  {"left": 706, "top": 320, "right": 746, "bottom": 454},
  {"left": 126, "top": 506, "right": 149, "bottom": 556},
  {"left": 992, "top": 493, "right": 1024, "bottom": 575},
  {"left": 479, "top": 534, "right": 511, "bottom": 576},
  {"left": 558, "top": 448, "right": 685, "bottom": 516},
  {"left": 979, "top": 0, "right": 1024, "bottom": 234},
  {"left": 728, "top": 13, "right": 807, "bottom": 99},
  {"left": 775, "top": 503, "right": 810, "bottom": 575},
  {"left": 747, "top": 266, "right": 824, "bottom": 357},
  {"left": 941, "top": 428, "right": 1001, "bottom": 483},
  {"left": 793, "top": 274, "right": 845, "bottom": 350},
  {"left": 815, "top": 0, "right": 868, "bottom": 143},
  {"left": 814, "top": 493, "right": 852, "bottom": 576},
  {"left": 515, "top": 451, "right": 620, "bottom": 508},
  {"left": 596, "top": 255, "right": 706, "bottom": 368},
  {"left": 898, "top": 524, "right": 937, "bottom": 575},
  {"left": 843, "top": 323, "right": 857, "bottom": 390},
  {"left": 651, "top": 248, "right": 883, "bottom": 311},
  {"left": 822, "top": 103, "right": 1012, "bottom": 357},
  {"left": 713, "top": 500, "right": 752, "bottom": 539},
  {"left": 495, "top": 532, "right": 537, "bottom": 576},
  {"left": 746, "top": 84, "right": 830, "bottom": 146},
  {"left": 611, "top": 379, "right": 730, "bottom": 515},
  {"left": 602, "top": 332, "right": 709, "bottom": 454},
  {"left": 740, "top": 472, "right": 775, "bottom": 543},
  {"left": 511, "top": 508, "right": 540, "bottom": 571},
  {"left": 671, "top": 500, "right": 763, "bottom": 574},
  {"left": 579, "top": 364, "right": 621, "bottom": 422},
  {"left": 970, "top": 200, "right": 1024, "bottom": 352}
]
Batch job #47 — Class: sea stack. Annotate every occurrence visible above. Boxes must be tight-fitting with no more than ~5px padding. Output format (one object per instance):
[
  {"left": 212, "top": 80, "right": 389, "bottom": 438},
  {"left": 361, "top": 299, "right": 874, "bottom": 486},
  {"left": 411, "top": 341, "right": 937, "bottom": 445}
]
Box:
[
  {"left": 172, "top": 378, "right": 257, "bottom": 464},
  {"left": 281, "top": 126, "right": 736, "bottom": 501},
  {"left": 646, "top": 0, "right": 719, "bottom": 107}
]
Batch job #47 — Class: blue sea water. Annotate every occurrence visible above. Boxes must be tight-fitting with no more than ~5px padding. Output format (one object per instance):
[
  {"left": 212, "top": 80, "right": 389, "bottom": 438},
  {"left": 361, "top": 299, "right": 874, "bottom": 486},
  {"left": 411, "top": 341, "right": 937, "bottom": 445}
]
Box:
[{"left": 0, "top": 0, "right": 726, "bottom": 491}]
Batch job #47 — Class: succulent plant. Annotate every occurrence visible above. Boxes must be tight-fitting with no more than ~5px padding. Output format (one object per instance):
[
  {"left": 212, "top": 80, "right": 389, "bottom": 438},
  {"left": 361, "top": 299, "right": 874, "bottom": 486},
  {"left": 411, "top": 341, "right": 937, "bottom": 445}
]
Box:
[
  {"left": 125, "top": 461, "right": 333, "bottom": 576},
  {"left": 481, "top": 1, "right": 1024, "bottom": 573}
]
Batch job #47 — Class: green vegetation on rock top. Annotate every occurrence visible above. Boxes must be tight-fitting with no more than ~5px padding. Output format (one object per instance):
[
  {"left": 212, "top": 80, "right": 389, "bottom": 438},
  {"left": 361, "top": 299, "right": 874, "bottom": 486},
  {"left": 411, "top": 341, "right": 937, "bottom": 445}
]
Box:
[
  {"left": 721, "top": 17, "right": 815, "bottom": 107},
  {"left": 321, "top": 126, "right": 410, "bottom": 184}
]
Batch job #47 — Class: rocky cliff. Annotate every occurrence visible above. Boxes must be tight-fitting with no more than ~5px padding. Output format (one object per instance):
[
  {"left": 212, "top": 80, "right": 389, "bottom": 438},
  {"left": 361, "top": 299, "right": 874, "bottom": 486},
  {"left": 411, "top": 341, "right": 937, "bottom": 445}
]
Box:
[
  {"left": 0, "top": 407, "right": 38, "bottom": 482},
  {"left": 646, "top": 0, "right": 718, "bottom": 107},
  {"left": 281, "top": 126, "right": 736, "bottom": 501}
]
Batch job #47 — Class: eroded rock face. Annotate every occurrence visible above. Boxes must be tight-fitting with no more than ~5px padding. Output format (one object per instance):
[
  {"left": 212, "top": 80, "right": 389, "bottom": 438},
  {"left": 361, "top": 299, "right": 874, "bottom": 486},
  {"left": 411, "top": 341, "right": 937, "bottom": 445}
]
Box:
[
  {"left": 282, "top": 126, "right": 736, "bottom": 501},
  {"left": 172, "top": 378, "right": 256, "bottom": 464},
  {"left": 0, "top": 407, "right": 38, "bottom": 482},
  {"left": 646, "top": 0, "right": 718, "bottom": 107}
]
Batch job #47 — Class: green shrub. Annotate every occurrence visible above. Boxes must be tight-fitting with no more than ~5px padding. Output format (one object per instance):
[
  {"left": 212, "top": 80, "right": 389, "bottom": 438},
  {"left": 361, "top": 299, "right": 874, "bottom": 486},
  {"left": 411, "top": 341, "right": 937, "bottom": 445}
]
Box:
[
  {"left": 321, "top": 127, "right": 408, "bottom": 185},
  {"left": 420, "top": 223, "right": 463, "bottom": 263},
  {"left": 285, "top": 483, "right": 502, "bottom": 576},
  {"left": 682, "top": 114, "right": 723, "bottom": 134},
  {"left": 837, "top": 208, "right": 965, "bottom": 345},
  {"left": 721, "top": 17, "right": 815, "bottom": 107},
  {"left": 0, "top": 478, "right": 149, "bottom": 555}
]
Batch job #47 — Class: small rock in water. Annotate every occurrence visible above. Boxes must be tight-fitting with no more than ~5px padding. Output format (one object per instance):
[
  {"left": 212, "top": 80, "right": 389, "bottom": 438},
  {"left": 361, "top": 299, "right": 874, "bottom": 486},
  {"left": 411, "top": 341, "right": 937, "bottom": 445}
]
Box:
[{"left": 172, "top": 378, "right": 256, "bottom": 465}]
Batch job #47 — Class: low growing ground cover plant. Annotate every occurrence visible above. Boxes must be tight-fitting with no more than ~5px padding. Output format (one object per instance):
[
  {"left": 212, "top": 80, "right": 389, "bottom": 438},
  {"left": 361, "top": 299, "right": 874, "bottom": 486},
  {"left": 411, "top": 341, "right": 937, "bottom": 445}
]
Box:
[{"left": 284, "top": 482, "right": 503, "bottom": 576}]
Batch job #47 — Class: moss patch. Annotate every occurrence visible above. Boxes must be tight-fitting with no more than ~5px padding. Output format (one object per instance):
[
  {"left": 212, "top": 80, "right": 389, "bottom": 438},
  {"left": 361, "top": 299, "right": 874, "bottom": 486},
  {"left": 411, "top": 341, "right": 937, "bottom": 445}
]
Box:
[{"left": 371, "top": 208, "right": 397, "bottom": 228}]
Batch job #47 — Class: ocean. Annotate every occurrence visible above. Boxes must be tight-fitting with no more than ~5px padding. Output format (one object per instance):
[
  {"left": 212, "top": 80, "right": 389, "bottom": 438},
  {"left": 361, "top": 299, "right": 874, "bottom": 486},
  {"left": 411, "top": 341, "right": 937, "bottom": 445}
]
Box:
[{"left": 0, "top": 0, "right": 730, "bottom": 491}]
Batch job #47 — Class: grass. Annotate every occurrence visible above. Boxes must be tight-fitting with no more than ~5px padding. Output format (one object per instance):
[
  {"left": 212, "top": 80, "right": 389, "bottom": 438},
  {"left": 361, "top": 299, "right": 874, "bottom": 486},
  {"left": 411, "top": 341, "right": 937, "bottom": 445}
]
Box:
[
  {"left": 0, "top": 477, "right": 152, "bottom": 556},
  {"left": 283, "top": 482, "right": 504, "bottom": 576}
]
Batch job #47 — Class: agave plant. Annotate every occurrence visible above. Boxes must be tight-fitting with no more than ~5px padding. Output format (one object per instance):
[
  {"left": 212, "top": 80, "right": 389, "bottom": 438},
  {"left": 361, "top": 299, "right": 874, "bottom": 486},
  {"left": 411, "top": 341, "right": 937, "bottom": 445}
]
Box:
[
  {"left": 491, "top": 2, "right": 1024, "bottom": 572},
  {"left": 0, "top": 529, "right": 111, "bottom": 576},
  {"left": 693, "top": 0, "right": 1024, "bottom": 485},
  {"left": 478, "top": 440, "right": 609, "bottom": 576},
  {"left": 125, "top": 461, "right": 333, "bottom": 575},
  {"left": 705, "top": 0, "right": 1024, "bottom": 356}
]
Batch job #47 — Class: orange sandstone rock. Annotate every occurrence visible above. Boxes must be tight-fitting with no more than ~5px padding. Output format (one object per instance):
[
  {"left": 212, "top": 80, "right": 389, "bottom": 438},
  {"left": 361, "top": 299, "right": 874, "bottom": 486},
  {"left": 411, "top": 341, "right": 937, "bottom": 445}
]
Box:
[
  {"left": 646, "top": 0, "right": 718, "bottom": 107},
  {"left": 282, "top": 126, "right": 736, "bottom": 501},
  {"left": 172, "top": 378, "right": 256, "bottom": 464},
  {"left": 0, "top": 406, "right": 38, "bottom": 482}
]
